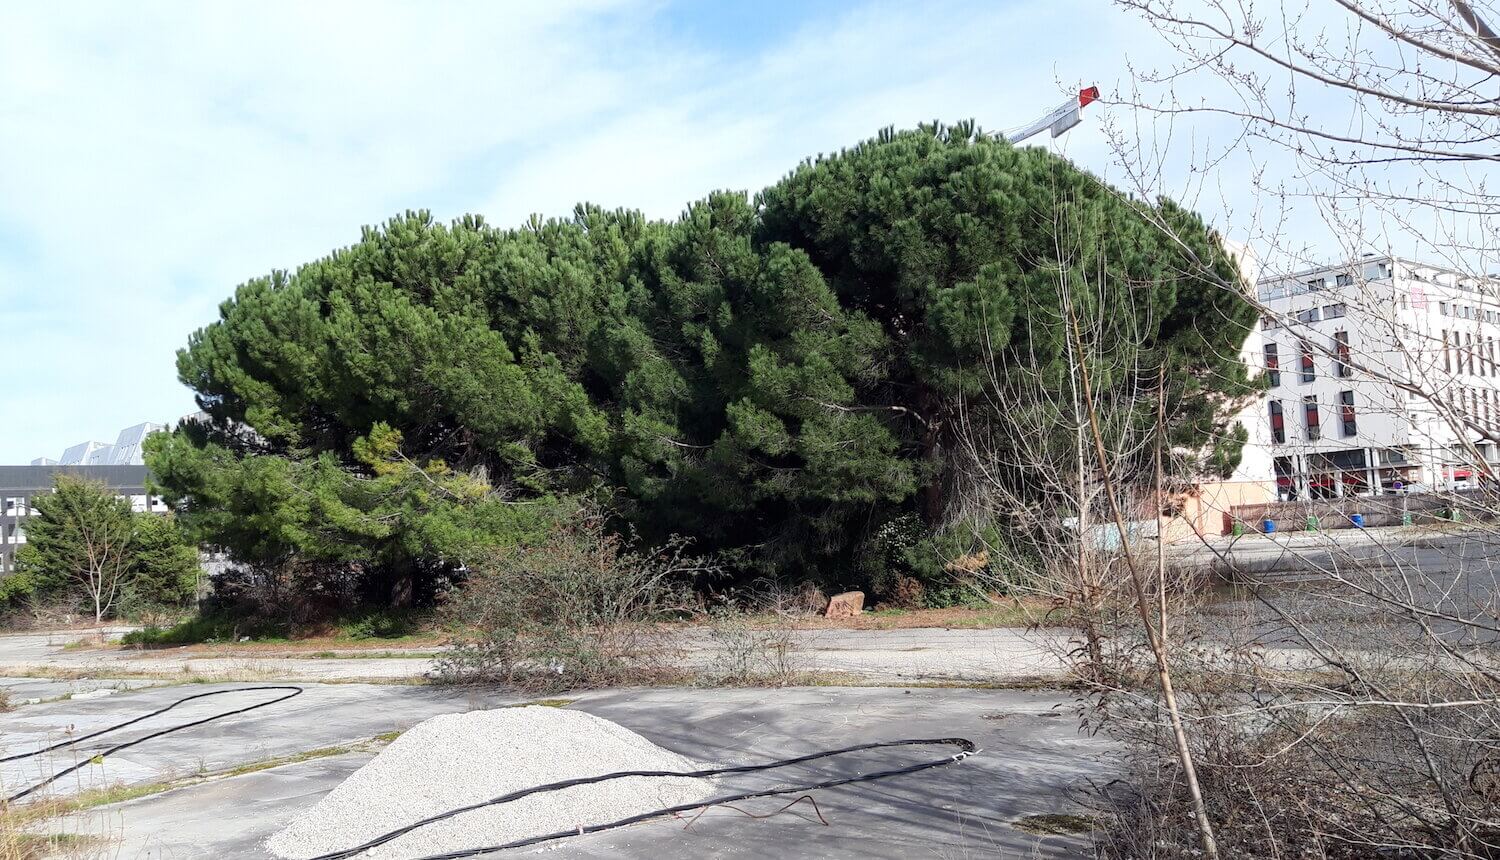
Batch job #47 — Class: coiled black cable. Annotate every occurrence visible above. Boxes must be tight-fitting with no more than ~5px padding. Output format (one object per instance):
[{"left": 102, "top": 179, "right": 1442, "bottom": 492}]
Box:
[
  {"left": 2, "top": 685, "right": 304, "bottom": 803},
  {"left": 311, "top": 736, "right": 979, "bottom": 860}
]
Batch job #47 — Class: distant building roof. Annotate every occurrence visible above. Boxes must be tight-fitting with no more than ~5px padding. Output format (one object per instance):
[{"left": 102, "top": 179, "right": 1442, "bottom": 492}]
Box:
[
  {"left": 59, "top": 440, "right": 110, "bottom": 466},
  {"left": 44, "top": 422, "right": 167, "bottom": 467}
]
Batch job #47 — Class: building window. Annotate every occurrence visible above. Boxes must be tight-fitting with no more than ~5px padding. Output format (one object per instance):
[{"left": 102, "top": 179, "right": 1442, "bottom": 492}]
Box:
[
  {"left": 1307, "top": 277, "right": 1326, "bottom": 291},
  {"left": 1334, "top": 330, "right": 1352, "bottom": 378},
  {"left": 1296, "top": 307, "right": 1321, "bottom": 324},
  {"left": 1264, "top": 342, "right": 1280, "bottom": 387},
  {"left": 1441, "top": 301, "right": 1450, "bottom": 316},
  {"left": 1269, "top": 400, "right": 1286, "bottom": 444},
  {"left": 1336, "top": 273, "right": 1353, "bottom": 287},
  {"left": 1444, "top": 330, "right": 1452, "bottom": 373},
  {"left": 1262, "top": 315, "right": 1279, "bottom": 330},
  {"left": 1340, "top": 390, "right": 1357, "bottom": 437},
  {"left": 1323, "top": 303, "right": 1346, "bottom": 319},
  {"left": 1304, "top": 395, "right": 1321, "bottom": 441},
  {"left": 1300, "top": 340, "right": 1316, "bottom": 383},
  {"left": 1469, "top": 332, "right": 1477, "bottom": 375}
]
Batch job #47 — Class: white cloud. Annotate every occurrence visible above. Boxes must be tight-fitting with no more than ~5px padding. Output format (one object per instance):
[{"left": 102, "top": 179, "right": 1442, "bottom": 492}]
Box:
[
  {"left": 0, "top": 0, "right": 1177, "bottom": 462},
  {"left": 484, "top": 0, "right": 1146, "bottom": 224}
]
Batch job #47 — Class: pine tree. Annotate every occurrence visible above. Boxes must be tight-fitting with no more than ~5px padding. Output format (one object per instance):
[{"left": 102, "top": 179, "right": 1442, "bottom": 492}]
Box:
[{"left": 150, "top": 123, "right": 1256, "bottom": 599}]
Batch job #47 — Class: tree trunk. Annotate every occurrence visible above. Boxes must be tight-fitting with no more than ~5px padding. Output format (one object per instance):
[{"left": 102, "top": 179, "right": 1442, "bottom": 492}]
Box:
[
  {"left": 391, "top": 574, "right": 413, "bottom": 608},
  {"left": 918, "top": 386, "right": 944, "bottom": 524}
]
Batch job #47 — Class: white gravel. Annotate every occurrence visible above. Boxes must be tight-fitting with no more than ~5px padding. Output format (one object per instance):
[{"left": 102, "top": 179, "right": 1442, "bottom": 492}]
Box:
[{"left": 266, "top": 706, "right": 716, "bottom": 859}]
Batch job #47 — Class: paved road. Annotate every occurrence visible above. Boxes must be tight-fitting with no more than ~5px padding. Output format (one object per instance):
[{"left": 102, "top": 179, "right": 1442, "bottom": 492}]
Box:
[
  {"left": 6, "top": 682, "right": 1108, "bottom": 859},
  {"left": 1170, "top": 526, "right": 1500, "bottom": 647},
  {"left": 1170, "top": 524, "right": 1500, "bottom": 574},
  {"left": 0, "top": 626, "right": 1073, "bottom": 685}
]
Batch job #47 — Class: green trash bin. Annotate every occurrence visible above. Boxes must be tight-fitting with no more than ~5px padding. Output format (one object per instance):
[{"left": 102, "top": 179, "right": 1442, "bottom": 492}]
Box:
[
  {"left": 1306, "top": 515, "right": 1319, "bottom": 531},
  {"left": 1402, "top": 512, "right": 1413, "bottom": 527},
  {"left": 1231, "top": 522, "right": 1244, "bottom": 537}
]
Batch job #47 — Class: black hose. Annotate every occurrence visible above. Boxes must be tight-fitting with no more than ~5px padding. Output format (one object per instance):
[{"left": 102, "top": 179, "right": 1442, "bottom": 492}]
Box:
[
  {"left": 3, "top": 685, "right": 304, "bottom": 803},
  {"left": 4, "top": 685, "right": 978, "bottom": 858},
  {"left": 311, "top": 736, "right": 978, "bottom": 860}
]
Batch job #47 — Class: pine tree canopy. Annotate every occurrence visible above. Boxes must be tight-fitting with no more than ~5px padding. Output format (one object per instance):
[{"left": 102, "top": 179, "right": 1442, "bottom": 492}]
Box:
[{"left": 148, "top": 123, "right": 1256, "bottom": 597}]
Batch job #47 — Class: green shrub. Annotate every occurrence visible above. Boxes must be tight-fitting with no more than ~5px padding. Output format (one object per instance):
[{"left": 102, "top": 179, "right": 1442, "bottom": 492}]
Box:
[
  {"left": 0, "top": 569, "right": 41, "bottom": 607},
  {"left": 120, "top": 614, "right": 285, "bottom": 647},
  {"left": 336, "top": 609, "right": 419, "bottom": 640},
  {"left": 855, "top": 515, "right": 1017, "bottom": 607}
]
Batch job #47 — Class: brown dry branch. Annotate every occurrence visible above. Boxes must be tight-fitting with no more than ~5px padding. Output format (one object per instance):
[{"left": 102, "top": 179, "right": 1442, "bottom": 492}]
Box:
[{"left": 1083, "top": 2, "right": 1500, "bottom": 855}]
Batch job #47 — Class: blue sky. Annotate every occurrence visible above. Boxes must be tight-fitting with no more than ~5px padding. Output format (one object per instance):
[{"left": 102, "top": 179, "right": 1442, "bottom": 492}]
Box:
[{"left": 0, "top": 0, "right": 1274, "bottom": 462}]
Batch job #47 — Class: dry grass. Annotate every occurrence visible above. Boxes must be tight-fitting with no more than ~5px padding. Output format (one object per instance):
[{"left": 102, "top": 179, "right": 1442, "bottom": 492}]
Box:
[
  {"left": 791, "top": 599, "right": 1058, "bottom": 630},
  {"left": 0, "top": 799, "right": 109, "bottom": 860}
]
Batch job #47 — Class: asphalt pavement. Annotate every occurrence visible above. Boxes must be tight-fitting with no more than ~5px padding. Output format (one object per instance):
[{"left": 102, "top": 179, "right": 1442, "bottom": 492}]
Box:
[{"left": 5, "top": 682, "right": 1109, "bottom": 859}]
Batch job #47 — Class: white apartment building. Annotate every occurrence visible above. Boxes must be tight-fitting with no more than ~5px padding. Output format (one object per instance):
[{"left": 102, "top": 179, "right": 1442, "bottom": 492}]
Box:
[{"left": 1257, "top": 254, "right": 1500, "bottom": 499}]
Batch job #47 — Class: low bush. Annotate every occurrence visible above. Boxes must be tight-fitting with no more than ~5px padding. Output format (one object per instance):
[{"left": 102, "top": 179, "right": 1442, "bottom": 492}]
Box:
[
  {"left": 0, "top": 598, "right": 91, "bottom": 633},
  {"left": 1096, "top": 678, "right": 1500, "bottom": 858},
  {"left": 335, "top": 608, "right": 420, "bottom": 640},
  {"left": 431, "top": 502, "right": 712, "bottom": 692},
  {"left": 120, "top": 614, "right": 286, "bottom": 647},
  {"left": 1085, "top": 563, "right": 1500, "bottom": 859},
  {"left": 698, "top": 598, "right": 803, "bottom": 686},
  {"left": 855, "top": 514, "right": 1011, "bottom": 608}
]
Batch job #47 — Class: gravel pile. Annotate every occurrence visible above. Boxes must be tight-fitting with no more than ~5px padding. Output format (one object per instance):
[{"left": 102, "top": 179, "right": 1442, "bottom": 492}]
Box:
[{"left": 266, "top": 706, "right": 715, "bottom": 859}]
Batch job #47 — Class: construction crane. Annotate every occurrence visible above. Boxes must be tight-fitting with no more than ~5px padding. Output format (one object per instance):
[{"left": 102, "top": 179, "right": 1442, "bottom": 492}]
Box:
[{"left": 1004, "top": 86, "right": 1101, "bottom": 145}]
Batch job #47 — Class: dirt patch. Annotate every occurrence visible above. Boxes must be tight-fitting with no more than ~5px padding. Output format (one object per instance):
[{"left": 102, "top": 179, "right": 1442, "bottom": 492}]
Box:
[
  {"left": 738, "top": 599, "right": 1058, "bottom": 631},
  {"left": 127, "top": 637, "right": 445, "bottom": 658}
]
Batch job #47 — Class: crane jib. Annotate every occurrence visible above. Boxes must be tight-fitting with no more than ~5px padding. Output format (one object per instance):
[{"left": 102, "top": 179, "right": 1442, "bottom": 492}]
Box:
[{"left": 1004, "top": 86, "right": 1100, "bottom": 145}]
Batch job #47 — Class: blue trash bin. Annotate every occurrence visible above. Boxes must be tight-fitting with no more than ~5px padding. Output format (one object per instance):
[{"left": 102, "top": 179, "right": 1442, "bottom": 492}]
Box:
[
  {"left": 1350, "top": 513, "right": 1365, "bottom": 528},
  {"left": 1263, "top": 519, "right": 1277, "bottom": 534}
]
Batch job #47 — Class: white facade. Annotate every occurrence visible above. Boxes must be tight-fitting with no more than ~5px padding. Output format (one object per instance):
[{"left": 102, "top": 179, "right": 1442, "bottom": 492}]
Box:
[
  {"left": 1223, "top": 242, "right": 1276, "bottom": 486},
  {"left": 1257, "top": 255, "right": 1500, "bottom": 498}
]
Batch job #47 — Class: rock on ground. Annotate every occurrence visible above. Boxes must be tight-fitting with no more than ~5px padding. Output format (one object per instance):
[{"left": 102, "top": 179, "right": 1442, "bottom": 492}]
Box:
[{"left": 824, "top": 591, "right": 864, "bottom": 618}]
